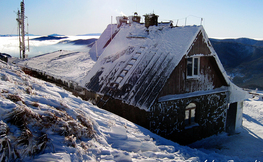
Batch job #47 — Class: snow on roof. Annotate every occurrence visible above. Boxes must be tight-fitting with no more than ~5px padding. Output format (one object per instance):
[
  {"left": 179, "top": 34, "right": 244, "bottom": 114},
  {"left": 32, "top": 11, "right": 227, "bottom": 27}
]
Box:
[
  {"left": 89, "top": 24, "right": 118, "bottom": 61},
  {"left": 82, "top": 23, "right": 204, "bottom": 110},
  {"left": 84, "top": 22, "right": 249, "bottom": 110},
  {"left": 16, "top": 50, "right": 95, "bottom": 84}
]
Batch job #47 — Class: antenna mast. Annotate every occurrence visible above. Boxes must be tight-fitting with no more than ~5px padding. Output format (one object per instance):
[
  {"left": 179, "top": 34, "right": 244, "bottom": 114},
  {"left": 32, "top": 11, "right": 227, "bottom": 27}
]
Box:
[{"left": 16, "top": 0, "right": 28, "bottom": 59}]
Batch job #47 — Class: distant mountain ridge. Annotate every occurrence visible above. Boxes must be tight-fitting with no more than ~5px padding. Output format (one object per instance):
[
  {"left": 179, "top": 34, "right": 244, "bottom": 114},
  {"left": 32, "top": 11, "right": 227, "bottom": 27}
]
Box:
[
  {"left": 0, "top": 34, "right": 39, "bottom": 37},
  {"left": 31, "top": 35, "right": 68, "bottom": 41},
  {"left": 211, "top": 38, "right": 263, "bottom": 47},
  {"left": 58, "top": 38, "right": 98, "bottom": 46},
  {"left": 210, "top": 38, "right": 263, "bottom": 89},
  {"left": 77, "top": 33, "right": 101, "bottom": 36}
]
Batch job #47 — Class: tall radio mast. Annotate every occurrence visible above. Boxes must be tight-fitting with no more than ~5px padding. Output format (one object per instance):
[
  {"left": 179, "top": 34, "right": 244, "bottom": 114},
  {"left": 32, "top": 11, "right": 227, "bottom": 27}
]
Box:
[{"left": 16, "top": 0, "right": 29, "bottom": 59}]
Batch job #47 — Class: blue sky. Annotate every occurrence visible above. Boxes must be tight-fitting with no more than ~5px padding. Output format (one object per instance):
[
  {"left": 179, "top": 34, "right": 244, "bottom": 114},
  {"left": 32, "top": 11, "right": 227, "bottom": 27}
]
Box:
[{"left": 1, "top": 0, "right": 263, "bottom": 39}]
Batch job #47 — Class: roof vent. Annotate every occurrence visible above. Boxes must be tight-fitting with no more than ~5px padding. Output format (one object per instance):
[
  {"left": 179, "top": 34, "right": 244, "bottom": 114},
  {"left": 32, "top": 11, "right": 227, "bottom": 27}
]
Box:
[{"left": 129, "top": 12, "right": 141, "bottom": 24}]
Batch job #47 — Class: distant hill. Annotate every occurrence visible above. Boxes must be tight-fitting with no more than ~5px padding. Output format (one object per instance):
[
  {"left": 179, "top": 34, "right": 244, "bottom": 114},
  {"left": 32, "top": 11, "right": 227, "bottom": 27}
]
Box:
[
  {"left": 31, "top": 35, "right": 68, "bottom": 41},
  {"left": 48, "top": 33, "right": 66, "bottom": 37},
  {"left": 77, "top": 33, "right": 101, "bottom": 36},
  {"left": 210, "top": 38, "right": 263, "bottom": 89},
  {"left": 58, "top": 38, "right": 98, "bottom": 46}
]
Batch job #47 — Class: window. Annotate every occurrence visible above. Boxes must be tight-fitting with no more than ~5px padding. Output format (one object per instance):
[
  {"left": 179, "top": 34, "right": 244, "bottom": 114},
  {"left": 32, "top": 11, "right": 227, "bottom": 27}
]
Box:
[
  {"left": 187, "top": 57, "right": 200, "bottom": 77},
  {"left": 185, "top": 103, "right": 196, "bottom": 126}
]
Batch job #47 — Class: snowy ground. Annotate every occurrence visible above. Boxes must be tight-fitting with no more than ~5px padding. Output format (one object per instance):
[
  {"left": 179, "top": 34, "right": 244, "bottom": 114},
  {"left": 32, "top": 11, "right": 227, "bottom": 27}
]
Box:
[
  {"left": 190, "top": 96, "right": 263, "bottom": 160},
  {"left": 1, "top": 58, "right": 263, "bottom": 161}
]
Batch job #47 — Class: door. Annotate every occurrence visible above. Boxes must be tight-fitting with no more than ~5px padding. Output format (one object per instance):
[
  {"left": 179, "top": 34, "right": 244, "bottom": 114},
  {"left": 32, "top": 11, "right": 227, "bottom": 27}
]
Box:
[{"left": 226, "top": 102, "right": 237, "bottom": 134}]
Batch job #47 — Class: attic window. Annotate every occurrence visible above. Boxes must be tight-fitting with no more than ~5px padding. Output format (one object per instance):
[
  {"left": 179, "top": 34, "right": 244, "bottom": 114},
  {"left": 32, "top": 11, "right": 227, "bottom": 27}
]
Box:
[
  {"left": 185, "top": 103, "right": 196, "bottom": 127},
  {"left": 187, "top": 57, "right": 200, "bottom": 78}
]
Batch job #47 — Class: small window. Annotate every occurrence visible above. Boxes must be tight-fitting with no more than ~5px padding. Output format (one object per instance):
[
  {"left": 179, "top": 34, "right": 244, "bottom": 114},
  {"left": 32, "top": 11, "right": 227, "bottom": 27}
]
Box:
[
  {"left": 185, "top": 103, "right": 196, "bottom": 126},
  {"left": 187, "top": 57, "right": 200, "bottom": 77}
]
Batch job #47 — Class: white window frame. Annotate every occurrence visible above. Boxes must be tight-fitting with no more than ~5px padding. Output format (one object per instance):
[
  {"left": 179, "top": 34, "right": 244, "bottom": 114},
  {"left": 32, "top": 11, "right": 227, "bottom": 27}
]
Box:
[{"left": 186, "top": 56, "right": 200, "bottom": 79}]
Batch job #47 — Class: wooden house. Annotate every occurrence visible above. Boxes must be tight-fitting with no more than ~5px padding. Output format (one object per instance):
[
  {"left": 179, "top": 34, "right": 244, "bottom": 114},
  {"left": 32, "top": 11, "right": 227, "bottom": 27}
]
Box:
[{"left": 82, "top": 15, "right": 247, "bottom": 144}]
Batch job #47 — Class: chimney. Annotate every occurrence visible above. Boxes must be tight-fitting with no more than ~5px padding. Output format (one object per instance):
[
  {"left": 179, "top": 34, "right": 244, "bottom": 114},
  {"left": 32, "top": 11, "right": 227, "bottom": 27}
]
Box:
[
  {"left": 116, "top": 16, "right": 128, "bottom": 28},
  {"left": 143, "top": 13, "right": 159, "bottom": 28}
]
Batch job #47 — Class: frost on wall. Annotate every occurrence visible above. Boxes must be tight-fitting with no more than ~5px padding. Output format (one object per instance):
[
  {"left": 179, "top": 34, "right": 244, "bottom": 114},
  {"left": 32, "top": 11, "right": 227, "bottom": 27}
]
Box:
[{"left": 149, "top": 92, "right": 229, "bottom": 144}]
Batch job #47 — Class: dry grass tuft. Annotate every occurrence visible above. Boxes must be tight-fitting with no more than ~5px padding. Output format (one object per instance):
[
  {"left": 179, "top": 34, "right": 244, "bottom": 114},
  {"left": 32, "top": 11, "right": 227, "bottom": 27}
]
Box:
[
  {"left": 77, "top": 114, "right": 95, "bottom": 138},
  {"left": 3, "top": 97, "right": 96, "bottom": 160},
  {"left": 0, "top": 136, "right": 15, "bottom": 161},
  {"left": 0, "top": 121, "right": 9, "bottom": 136},
  {"left": 7, "top": 94, "right": 23, "bottom": 103},
  {"left": 0, "top": 121, "right": 17, "bottom": 161},
  {"left": 30, "top": 102, "right": 39, "bottom": 108},
  {"left": 16, "top": 129, "right": 52, "bottom": 158},
  {"left": 26, "top": 87, "right": 33, "bottom": 95},
  {"left": 80, "top": 141, "right": 89, "bottom": 150},
  {"left": 65, "top": 135, "right": 76, "bottom": 148},
  {"left": 1, "top": 89, "right": 9, "bottom": 93},
  {"left": 5, "top": 106, "right": 40, "bottom": 128}
]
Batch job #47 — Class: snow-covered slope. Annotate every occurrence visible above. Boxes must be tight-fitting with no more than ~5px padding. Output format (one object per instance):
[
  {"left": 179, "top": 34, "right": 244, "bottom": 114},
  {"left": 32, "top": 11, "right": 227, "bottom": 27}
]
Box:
[{"left": 1, "top": 55, "right": 263, "bottom": 161}]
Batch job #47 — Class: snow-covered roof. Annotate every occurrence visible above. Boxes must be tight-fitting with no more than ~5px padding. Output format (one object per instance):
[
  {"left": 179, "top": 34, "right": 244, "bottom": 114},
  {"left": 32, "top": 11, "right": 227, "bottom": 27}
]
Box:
[
  {"left": 83, "top": 24, "right": 204, "bottom": 110},
  {"left": 83, "top": 23, "right": 248, "bottom": 111},
  {"left": 16, "top": 50, "right": 95, "bottom": 84},
  {"left": 89, "top": 24, "right": 118, "bottom": 61}
]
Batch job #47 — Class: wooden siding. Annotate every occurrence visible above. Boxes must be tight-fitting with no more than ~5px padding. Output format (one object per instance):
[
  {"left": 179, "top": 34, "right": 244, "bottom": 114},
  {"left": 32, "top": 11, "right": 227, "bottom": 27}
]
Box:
[
  {"left": 187, "top": 31, "right": 212, "bottom": 56},
  {"left": 158, "top": 32, "right": 228, "bottom": 97}
]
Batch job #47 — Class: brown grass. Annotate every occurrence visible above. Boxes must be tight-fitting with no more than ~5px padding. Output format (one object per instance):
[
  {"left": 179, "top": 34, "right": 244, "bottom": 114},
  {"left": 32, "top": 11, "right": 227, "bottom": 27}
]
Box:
[
  {"left": 77, "top": 114, "right": 95, "bottom": 138},
  {"left": 5, "top": 106, "right": 40, "bottom": 128},
  {"left": 7, "top": 94, "right": 24, "bottom": 103},
  {"left": 30, "top": 101, "right": 39, "bottom": 107}
]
